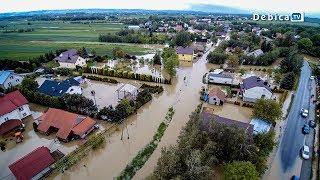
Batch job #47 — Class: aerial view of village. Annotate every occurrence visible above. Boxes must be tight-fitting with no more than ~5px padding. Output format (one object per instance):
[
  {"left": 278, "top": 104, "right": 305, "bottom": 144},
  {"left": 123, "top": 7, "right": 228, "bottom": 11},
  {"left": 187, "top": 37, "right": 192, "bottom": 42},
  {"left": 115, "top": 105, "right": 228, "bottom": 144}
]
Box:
[{"left": 0, "top": 0, "right": 320, "bottom": 180}]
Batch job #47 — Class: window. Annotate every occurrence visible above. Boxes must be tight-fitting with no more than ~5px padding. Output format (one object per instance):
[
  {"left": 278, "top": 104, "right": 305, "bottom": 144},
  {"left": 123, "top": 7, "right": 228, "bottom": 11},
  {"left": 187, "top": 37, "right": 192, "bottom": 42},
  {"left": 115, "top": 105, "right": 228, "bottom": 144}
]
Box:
[
  {"left": 18, "top": 107, "right": 24, "bottom": 111},
  {"left": 16, "top": 79, "right": 20, "bottom": 82},
  {"left": 23, "top": 113, "right": 27, "bottom": 117},
  {"left": 10, "top": 76, "right": 13, "bottom": 79},
  {"left": 4, "top": 117, "right": 9, "bottom": 121},
  {"left": 8, "top": 82, "right": 12, "bottom": 87}
]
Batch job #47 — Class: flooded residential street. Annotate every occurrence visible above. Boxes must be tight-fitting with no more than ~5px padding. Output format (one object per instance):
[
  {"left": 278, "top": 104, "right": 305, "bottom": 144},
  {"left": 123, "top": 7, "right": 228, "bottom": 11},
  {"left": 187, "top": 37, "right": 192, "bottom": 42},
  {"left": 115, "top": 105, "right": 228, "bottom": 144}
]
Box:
[{"left": 50, "top": 46, "right": 215, "bottom": 180}]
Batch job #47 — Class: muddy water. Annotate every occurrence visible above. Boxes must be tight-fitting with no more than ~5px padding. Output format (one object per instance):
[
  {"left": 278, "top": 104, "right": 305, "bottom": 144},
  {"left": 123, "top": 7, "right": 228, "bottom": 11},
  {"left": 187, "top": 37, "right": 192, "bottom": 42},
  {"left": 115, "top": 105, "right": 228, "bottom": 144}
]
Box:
[
  {"left": 50, "top": 47, "right": 211, "bottom": 180},
  {"left": 0, "top": 103, "right": 78, "bottom": 179}
]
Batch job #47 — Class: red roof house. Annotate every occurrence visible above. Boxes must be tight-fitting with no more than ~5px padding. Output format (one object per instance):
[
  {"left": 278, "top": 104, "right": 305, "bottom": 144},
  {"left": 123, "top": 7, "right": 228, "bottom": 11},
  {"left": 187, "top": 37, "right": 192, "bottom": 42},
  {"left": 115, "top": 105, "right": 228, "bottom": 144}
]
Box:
[
  {"left": 9, "top": 146, "right": 55, "bottom": 180},
  {"left": 0, "top": 90, "right": 28, "bottom": 116},
  {"left": 207, "top": 88, "right": 226, "bottom": 105},
  {"left": 37, "top": 108, "right": 96, "bottom": 141}
]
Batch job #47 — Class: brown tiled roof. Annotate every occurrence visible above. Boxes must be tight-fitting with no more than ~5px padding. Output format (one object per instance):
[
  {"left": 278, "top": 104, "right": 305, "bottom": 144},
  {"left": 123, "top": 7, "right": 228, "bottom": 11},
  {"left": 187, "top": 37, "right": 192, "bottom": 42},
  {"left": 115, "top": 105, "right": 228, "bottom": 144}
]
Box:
[
  {"left": 9, "top": 146, "right": 54, "bottom": 180},
  {"left": 0, "top": 91, "right": 28, "bottom": 116},
  {"left": 208, "top": 88, "right": 226, "bottom": 101},
  {"left": 0, "top": 119, "right": 22, "bottom": 135},
  {"left": 37, "top": 108, "right": 96, "bottom": 140}
]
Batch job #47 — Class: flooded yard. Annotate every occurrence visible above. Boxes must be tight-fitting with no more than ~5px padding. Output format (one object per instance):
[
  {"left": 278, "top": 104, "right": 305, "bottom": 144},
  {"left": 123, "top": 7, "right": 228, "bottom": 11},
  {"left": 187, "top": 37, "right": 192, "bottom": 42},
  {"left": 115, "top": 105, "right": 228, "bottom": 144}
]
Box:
[
  {"left": 0, "top": 103, "right": 78, "bottom": 179},
  {"left": 82, "top": 80, "right": 125, "bottom": 108}
]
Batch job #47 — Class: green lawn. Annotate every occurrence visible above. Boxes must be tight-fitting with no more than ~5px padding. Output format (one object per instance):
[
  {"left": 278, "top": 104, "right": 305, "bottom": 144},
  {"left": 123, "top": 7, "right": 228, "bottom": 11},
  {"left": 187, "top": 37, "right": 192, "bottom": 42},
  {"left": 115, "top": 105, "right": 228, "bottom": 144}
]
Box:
[{"left": 0, "top": 20, "right": 152, "bottom": 60}]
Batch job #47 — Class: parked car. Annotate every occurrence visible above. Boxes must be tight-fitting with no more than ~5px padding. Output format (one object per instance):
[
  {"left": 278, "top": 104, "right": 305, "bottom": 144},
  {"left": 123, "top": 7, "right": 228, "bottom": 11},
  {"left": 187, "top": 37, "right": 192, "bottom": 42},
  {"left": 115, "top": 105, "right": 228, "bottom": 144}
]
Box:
[
  {"left": 301, "top": 108, "right": 309, "bottom": 118},
  {"left": 310, "top": 76, "right": 315, "bottom": 80},
  {"left": 309, "top": 120, "right": 316, "bottom": 128},
  {"left": 302, "top": 124, "right": 310, "bottom": 134},
  {"left": 301, "top": 145, "right": 310, "bottom": 160},
  {"left": 291, "top": 175, "right": 300, "bottom": 180}
]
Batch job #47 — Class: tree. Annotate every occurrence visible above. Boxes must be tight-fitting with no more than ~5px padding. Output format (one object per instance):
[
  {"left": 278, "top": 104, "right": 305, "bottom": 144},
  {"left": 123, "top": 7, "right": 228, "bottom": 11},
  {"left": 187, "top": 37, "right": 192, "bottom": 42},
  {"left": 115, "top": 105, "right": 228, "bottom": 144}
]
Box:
[
  {"left": 228, "top": 55, "right": 239, "bottom": 68},
  {"left": 207, "top": 52, "right": 228, "bottom": 64},
  {"left": 62, "top": 94, "right": 98, "bottom": 116},
  {"left": 254, "top": 131, "right": 275, "bottom": 157},
  {"left": 112, "top": 47, "right": 125, "bottom": 59},
  {"left": 280, "top": 72, "right": 295, "bottom": 90},
  {"left": 153, "top": 52, "right": 162, "bottom": 65},
  {"left": 252, "top": 99, "right": 282, "bottom": 124},
  {"left": 174, "top": 31, "right": 191, "bottom": 47},
  {"left": 223, "top": 161, "right": 259, "bottom": 180},
  {"left": 297, "top": 38, "right": 313, "bottom": 53},
  {"left": 162, "top": 48, "right": 179, "bottom": 77},
  {"left": 77, "top": 47, "right": 88, "bottom": 58},
  {"left": 21, "top": 77, "right": 38, "bottom": 92},
  {"left": 261, "top": 40, "right": 272, "bottom": 53}
]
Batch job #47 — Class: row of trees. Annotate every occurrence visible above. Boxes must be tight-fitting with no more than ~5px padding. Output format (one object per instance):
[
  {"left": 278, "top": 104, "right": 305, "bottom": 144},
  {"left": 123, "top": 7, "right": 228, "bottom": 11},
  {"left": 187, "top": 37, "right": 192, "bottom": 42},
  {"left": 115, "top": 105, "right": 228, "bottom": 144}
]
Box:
[
  {"left": 279, "top": 51, "right": 303, "bottom": 90},
  {"left": 151, "top": 104, "right": 276, "bottom": 179},
  {"left": 98, "top": 32, "right": 169, "bottom": 44},
  {"left": 161, "top": 47, "right": 180, "bottom": 77}
]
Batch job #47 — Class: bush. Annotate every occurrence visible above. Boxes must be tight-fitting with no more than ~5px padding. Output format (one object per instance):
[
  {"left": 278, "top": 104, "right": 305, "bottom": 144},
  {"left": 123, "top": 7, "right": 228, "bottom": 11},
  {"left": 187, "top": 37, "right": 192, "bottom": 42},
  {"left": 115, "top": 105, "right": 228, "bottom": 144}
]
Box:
[
  {"left": 85, "top": 75, "right": 118, "bottom": 84},
  {"left": 140, "top": 84, "right": 164, "bottom": 94}
]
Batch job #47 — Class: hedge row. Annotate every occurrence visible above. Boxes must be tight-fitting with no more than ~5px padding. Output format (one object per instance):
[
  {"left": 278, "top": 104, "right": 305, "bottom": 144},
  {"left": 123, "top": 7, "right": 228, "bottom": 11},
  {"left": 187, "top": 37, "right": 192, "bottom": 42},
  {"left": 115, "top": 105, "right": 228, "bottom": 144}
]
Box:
[
  {"left": 83, "top": 67, "right": 171, "bottom": 84},
  {"left": 84, "top": 75, "right": 118, "bottom": 84},
  {"left": 140, "top": 83, "right": 164, "bottom": 94}
]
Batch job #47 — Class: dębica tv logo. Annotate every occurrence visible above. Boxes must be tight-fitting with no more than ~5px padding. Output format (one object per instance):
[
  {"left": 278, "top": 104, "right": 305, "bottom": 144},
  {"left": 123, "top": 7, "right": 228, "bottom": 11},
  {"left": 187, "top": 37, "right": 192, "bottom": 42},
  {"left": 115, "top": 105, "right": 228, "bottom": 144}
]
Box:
[{"left": 253, "top": 12, "right": 304, "bottom": 22}]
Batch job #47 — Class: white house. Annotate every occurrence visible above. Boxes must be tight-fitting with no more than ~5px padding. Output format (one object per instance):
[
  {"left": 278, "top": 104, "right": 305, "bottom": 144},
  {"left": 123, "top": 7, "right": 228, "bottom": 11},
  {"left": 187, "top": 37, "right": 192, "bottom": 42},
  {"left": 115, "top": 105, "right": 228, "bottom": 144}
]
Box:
[
  {"left": 54, "top": 49, "right": 87, "bottom": 69},
  {"left": 0, "top": 90, "right": 31, "bottom": 126},
  {"left": 0, "top": 70, "right": 24, "bottom": 90},
  {"left": 240, "top": 76, "right": 272, "bottom": 103},
  {"left": 208, "top": 69, "right": 234, "bottom": 85}
]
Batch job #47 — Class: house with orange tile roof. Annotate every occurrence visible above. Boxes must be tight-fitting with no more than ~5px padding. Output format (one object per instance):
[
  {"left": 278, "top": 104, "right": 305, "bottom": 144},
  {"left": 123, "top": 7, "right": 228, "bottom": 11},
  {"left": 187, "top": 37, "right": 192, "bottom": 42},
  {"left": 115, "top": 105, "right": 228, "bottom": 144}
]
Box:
[
  {"left": 36, "top": 108, "right": 96, "bottom": 142},
  {"left": 207, "top": 88, "right": 226, "bottom": 106}
]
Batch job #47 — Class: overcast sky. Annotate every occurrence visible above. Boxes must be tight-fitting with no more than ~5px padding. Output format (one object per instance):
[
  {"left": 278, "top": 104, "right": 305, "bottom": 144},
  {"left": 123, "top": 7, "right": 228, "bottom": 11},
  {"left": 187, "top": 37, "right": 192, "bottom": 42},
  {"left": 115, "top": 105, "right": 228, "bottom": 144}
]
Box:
[{"left": 0, "top": 0, "right": 319, "bottom": 13}]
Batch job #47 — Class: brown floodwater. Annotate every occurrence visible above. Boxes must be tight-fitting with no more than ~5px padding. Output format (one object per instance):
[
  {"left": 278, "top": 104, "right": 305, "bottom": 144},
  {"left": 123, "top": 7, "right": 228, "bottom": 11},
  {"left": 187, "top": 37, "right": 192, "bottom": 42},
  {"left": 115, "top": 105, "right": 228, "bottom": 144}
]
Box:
[{"left": 47, "top": 40, "right": 258, "bottom": 180}]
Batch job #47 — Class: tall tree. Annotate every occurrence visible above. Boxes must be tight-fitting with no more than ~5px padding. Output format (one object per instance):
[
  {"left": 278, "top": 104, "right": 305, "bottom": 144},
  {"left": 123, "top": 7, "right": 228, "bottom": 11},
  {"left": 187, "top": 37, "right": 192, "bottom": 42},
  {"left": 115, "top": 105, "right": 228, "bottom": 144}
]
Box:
[
  {"left": 228, "top": 55, "right": 239, "bottom": 68},
  {"left": 252, "top": 99, "right": 282, "bottom": 124},
  {"left": 223, "top": 161, "right": 259, "bottom": 180},
  {"left": 280, "top": 72, "right": 295, "bottom": 90},
  {"left": 174, "top": 31, "right": 191, "bottom": 47},
  {"left": 297, "top": 38, "right": 313, "bottom": 53},
  {"left": 162, "top": 48, "right": 179, "bottom": 77},
  {"left": 153, "top": 52, "right": 162, "bottom": 65}
]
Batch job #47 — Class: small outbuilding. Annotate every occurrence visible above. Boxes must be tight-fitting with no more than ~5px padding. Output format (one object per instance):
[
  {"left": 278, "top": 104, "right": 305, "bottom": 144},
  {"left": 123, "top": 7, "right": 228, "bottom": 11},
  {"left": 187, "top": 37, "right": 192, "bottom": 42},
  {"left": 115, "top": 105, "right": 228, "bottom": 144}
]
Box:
[{"left": 116, "top": 84, "right": 139, "bottom": 101}]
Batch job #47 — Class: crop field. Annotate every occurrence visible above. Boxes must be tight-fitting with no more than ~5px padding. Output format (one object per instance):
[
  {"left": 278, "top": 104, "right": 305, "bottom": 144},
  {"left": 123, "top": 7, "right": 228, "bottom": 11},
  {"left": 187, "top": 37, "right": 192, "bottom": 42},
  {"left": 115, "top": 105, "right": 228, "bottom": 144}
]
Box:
[{"left": 0, "top": 20, "right": 152, "bottom": 60}]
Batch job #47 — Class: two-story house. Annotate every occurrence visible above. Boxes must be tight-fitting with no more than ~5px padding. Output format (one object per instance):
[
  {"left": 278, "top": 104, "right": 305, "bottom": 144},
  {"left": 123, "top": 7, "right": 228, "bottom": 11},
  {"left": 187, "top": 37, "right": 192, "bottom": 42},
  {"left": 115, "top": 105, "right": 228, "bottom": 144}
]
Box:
[
  {"left": 0, "top": 90, "right": 31, "bottom": 126},
  {"left": 0, "top": 70, "right": 24, "bottom": 90}
]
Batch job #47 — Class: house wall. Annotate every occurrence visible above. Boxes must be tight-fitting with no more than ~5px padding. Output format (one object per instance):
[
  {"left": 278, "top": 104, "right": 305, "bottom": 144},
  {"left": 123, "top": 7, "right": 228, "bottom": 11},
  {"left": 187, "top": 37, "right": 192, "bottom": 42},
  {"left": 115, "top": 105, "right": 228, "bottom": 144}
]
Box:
[
  {"left": 75, "top": 57, "right": 87, "bottom": 67},
  {"left": 58, "top": 62, "right": 76, "bottom": 69},
  {"left": 31, "top": 166, "right": 51, "bottom": 180},
  {"left": 66, "top": 86, "right": 82, "bottom": 95},
  {"left": 0, "top": 104, "right": 31, "bottom": 125},
  {"left": 178, "top": 54, "right": 193, "bottom": 66},
  {"left": 208, "top": 76, "right": 233, "bottom": 84},
  {"left": 1, "top": 74, "right": 23, "bottom": 89},
  {"left": 242, "top": 87, "right": 272, "bottom": 102},
  {"left": 208, "top": 95, "right": 222, "bottom": 105}
]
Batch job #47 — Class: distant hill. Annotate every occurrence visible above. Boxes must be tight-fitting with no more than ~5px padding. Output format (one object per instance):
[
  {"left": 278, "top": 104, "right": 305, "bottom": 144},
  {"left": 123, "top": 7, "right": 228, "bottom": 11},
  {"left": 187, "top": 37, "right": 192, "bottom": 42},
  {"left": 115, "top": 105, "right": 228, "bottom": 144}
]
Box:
[{"left": 189, "top": 4, "right": 249, "bottom": 15}]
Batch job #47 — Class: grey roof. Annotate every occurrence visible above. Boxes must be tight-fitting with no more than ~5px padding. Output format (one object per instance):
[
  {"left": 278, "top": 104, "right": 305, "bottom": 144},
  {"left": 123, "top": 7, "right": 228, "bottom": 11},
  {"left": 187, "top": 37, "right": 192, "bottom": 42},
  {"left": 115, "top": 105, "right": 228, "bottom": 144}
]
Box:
[
  {"left": 176, "top": 46, "right": 194, "bottom": 55},
  {"left": 247, "top": 49, "right": 264, "bottom": 58},
  {"left": 209, "top": 72, "right": 233, "bottom": 79},
  {"left": 54, "top": 49, "right": 80, "bottom": 63},
  {"left": 241, "top": 76, "right": 271, "bottom": 91},
  {"left": 200, "top": 110, "right": 253, "bottom": 135}
]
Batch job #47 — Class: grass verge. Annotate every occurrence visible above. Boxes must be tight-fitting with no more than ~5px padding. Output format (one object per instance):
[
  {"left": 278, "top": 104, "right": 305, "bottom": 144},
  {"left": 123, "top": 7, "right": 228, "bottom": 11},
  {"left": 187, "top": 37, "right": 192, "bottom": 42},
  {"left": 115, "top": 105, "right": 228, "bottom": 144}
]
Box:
[{"left": 117, "top": 107, "right": 175, "bottom": 180}]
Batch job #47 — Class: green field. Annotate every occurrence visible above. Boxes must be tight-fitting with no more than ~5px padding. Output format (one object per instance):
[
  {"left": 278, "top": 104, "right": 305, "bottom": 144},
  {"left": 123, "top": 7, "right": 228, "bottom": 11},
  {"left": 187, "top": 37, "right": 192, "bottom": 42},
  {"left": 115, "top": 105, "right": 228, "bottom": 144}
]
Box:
[{"left": 0, "top": 20, "right": 152, "bottom": 60}]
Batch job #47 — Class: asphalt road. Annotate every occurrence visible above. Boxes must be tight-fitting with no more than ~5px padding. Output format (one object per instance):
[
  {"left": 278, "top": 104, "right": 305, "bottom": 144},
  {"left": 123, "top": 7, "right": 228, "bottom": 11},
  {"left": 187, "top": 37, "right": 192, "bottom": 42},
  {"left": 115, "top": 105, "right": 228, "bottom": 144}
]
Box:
[
  {"left": 300, "top": 75, "right": 316, "bottom": 180},
  {"left": 280, "top": 61, "right": 313, "bottom": 174}
]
